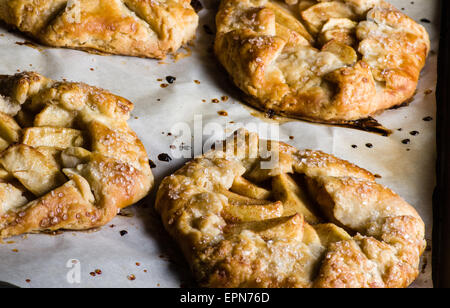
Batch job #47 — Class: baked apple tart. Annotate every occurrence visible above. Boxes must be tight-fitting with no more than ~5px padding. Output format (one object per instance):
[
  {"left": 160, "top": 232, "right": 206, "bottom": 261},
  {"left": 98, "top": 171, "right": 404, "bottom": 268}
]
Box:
[
  {"left": 215, "top": 0, "right": 430, "bottom": 123},
  {"left": 0, "top": 72, "right": 153, "bottom": 238},
  {"left": 0, "top": 0, "right": 199, "bottom": 59},
  {"left": 156, "top": 129, "right": 426, "bottom": 288}
]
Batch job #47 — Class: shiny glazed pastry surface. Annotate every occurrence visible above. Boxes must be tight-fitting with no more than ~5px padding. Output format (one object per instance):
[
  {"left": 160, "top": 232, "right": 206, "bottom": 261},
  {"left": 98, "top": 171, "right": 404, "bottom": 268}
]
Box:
[
  {"left": 215, "top": 0, "right": 430, "bottom": 123},
  {"left": 0, "top": 72, "right": 153, "bottom": 238},
  {"left": 0, "top": 0, "right": 199, "bottom": 58},
  {"left": 156, "top": 129, "right": 426, "bottom": 288}
]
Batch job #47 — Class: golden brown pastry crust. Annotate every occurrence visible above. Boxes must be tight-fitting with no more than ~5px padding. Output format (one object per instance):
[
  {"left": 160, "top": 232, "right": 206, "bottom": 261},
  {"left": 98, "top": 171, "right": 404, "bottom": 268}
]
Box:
[
  {"left": 0, "top": 72, "right": 153, "bottom": 238},
  {"left": 156, "top": 129, "right": 426, "bottom": 288},
  {"left": 214, "top": 0, "right": 430, "bottom": 123},
  {"left": 0, "top": 0, "right": 199, "bottom": 59}
]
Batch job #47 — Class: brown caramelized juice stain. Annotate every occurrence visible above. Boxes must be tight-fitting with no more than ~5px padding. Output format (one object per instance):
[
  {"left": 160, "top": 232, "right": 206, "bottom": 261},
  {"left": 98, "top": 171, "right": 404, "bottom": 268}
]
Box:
[
  {"left": 118, "top": 208, "right": 134, "bottom": 218},
  {"left": 389, "top": 101, "right": 411, "bottom": 110},
  {"left": 341, "top": 117, "right": 392, "bottom": 137},
  {"left": 172, "top": 47, "right": 192, "bottom": 62},
  {"left": 242, "top": 105, "right": 294, "bottom": 124},
  {"left": 90, "top": 269, "right": 102, "bottom": 277},
  {"left": 15, "top": 41, "right": 44, "bottom": 52},
  {"left": 243, "top": 104, "right": 392, "bottom": 135},
  {"left": 402, "top": 139, "right": 411, "bottom": 145},
  {"left": 148, "top": 159, "right": 157, "bottom": 169}
]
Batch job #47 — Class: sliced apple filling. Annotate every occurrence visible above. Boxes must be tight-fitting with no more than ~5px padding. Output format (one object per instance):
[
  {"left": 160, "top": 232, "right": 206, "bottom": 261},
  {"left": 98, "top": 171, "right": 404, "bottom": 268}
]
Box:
[
  {"left": 0, "top": 145, "right": 66, "bottom": 196},
  {"left": 22, "top": 127, "right": 84, "bottom": 149}
]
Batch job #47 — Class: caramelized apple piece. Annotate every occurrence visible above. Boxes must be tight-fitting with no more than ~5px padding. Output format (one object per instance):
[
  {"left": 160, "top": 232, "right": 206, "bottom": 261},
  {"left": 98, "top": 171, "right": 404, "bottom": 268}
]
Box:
[
  {"left": 35, "top": 147, "right": 63, "bottom": 168},
  {"left": 319, "top": 18, "right": 357, "bottom": 46},
  {"left": 219, "top": 188, "right": 273, "bottom": 206},
  {"left": 34, "top": 104, "right": 76, "bottom": 127},
  {"left": 322, "top": 40, "right": 357, "bottom": 65},
  {"left": 301, "top": 2, "right": 357, "bottom": 35},
  {"left": 0, "top": 137, "right": 9, "bottom": 152},
  {"left": 63, "top": 168, "right": 95, "bottom": 203},
  {"left": 314, "top": 223, "right": 352, "bottom": 247},
  {"left": 298, "top": 0, "right": 316, "bottom": 11},
  {"left": 302, "top": 223, "right": 321, "bottom": 246},
  {"left": 266, "top": 1, "right": 314, "bottom": 44},
  {"left": 228, "top": 215, "right": 305, "bottom": 241},
  {"left": 0, "top": 166, "right": 11, "bottom": 182},
  {"left": 0, "top": 112, "right": 21, "bottom": 143},
  {"left": 222, "top": 201, "right": 284, "bottom": 222},
  {"left": 272, "top": 174, "right": 320, "bottom": 224},
  {"left": 61, "top": 147, "right": 92, "bottom": 168},
  {"left": 22, "top": 127, "right": 84, "bottom": 149},
  {"left": 230, "top": 176, "right": 271, "bottom": 200},
  {"left": 0, "top": 145, "right": 66, "bottom": 196}
]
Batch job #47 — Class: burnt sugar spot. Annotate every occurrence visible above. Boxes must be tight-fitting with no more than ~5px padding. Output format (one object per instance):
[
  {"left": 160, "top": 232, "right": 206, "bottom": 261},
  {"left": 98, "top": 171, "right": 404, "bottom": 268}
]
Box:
[
  {"left": 342, "top": 117, "right": 392, "bottom": 137},
  {"left": 158, "top": 153, "right": 172, "bottom": 162},
  {"left": 165, "top": 76, "right": 176, "bottom": 84}
]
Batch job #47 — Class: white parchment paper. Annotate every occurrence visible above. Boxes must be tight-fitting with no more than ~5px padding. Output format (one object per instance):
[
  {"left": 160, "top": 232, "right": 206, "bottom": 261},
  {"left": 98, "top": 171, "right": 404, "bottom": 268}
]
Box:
[{"left": 0, "top": 0, "right": 439, "bottom": 288}]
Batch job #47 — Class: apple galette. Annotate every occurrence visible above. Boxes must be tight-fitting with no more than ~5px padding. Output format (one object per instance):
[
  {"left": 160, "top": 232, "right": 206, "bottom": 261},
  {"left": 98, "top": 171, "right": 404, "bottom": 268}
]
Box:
[
  {"left": 156, "top": 129, "right": 425, "bottom": 288},
  {"left": 0, "top": 72, "right": 153, "bottom": 238},
  {"left": 0, "top": 0, "right": 199, "bottom": 59},
  {"left": 215, "top": 0, "right": 430, "bottom": 123}
]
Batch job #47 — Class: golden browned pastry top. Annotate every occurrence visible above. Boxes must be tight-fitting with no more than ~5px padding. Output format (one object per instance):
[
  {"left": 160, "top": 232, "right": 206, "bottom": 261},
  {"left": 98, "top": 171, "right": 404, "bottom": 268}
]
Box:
[
  {"left": 0, "top": 72, "right": 153, "bottom": 239},
  {"left": 0, "top": 0, "right": 199, "bottom": 59},
  {"left": 156, "top": 129, "right": 425, "bottom": 288},
  {"left": 215, "top": 0, "right": 430, "bottom": 123}
]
